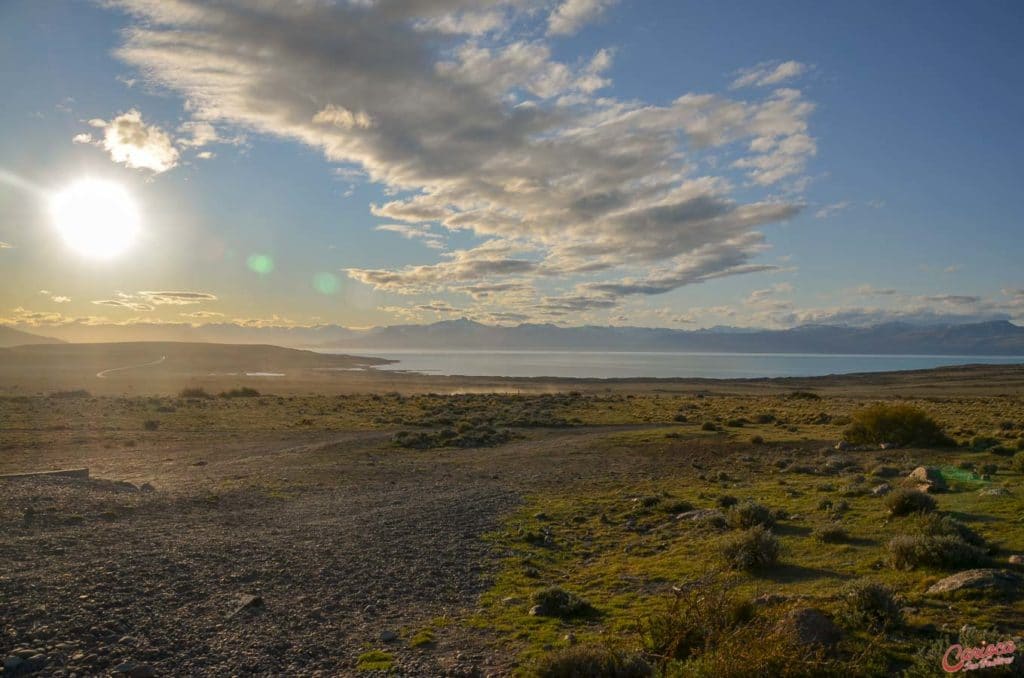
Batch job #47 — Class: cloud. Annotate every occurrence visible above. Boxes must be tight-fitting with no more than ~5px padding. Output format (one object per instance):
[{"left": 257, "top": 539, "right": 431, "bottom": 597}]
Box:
[
  {"left": 943, "top": 264, "right": 962, "bottom": 274},
  {"left": 180, "top": 310, "right": 224, "bottom": 319},
  {"left": 347, "top": 240, "right": 540, "bottom": 294},
  {"left": 137, "top": 290, "right": 218, "bottom": 305},
  {"left": 375, "top": 223, "right": 446, "bottom": 249},
  {"left": 731, "top": 60, "right": 808, "bottom": 89},
  {"left": 579, "top": 232, "right": 780, "bottom": 297},
  {"left": 108, "top": 1, "right": 815, "bottom": 322},
  {"left": 854, "top": 284, "right": 898, "bottom": 297},
  {"left": 0, "top": 241, "right": 12, "bottom": 249},
  {"left": 92, "top": 299, "right": 154, "bottom": 312},
  {"left": 814, "top": 201, "right": 849, "bottom": 219},
  {"left": 547, "top": 0, "right": 616, "bottom": 36},
  {"left": 39, "top": 290, "right": 71, "bottom": 303},
  {"left": 81, "top": 109, "right": 179, "bottom": 173}
]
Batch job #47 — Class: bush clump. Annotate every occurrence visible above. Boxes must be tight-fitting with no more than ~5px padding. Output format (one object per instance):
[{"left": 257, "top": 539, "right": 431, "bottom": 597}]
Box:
[
  {"left": 812, "top": 524, "right": 849, "bottom": 544},
  {"left": 179, "top": 387, "right": 212, "bottom": 399},
  {"left": 725, "top": 500, "right": 775, "bottom": 529},
  {"left": 701, "top": 421, "right": 718, "bottom": 432},
  {"left": 843, "top": 403, "right": 954, "bottom": 448},
  {"left": 887, "top": 513, "right": 988, "bottom": 570},
  {"left": 884, "top": 488, "right": 937, "bottom": 516},
  {"left": 219, "top": 387, "right": 261, "bottom": 398},
  {"left": 837, "top": 580, "right": 903, "bottom": 632},
  {"left": 640, "top": 577, "right": 753, "bottom": 663},
  {"left": 720, "top": 526, "right": 780, "bottom": 571},
  {"left": 143, "top": 419, "right": 160, "bottom": 431},
  {"left": 530, "top": 586, "right": 595, "bottom": 619},
  {"left": 532, "top": 644, "right": 651, "bottom": 678},
  {"left": 1012, "top": 452, "right": 1024, "bottom": 473}
]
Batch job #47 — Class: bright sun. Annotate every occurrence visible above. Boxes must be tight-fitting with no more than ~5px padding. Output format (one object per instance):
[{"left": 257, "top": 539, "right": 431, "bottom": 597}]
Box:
[{"left": 51, "top": 179, "right": 140, "bottom": 259}]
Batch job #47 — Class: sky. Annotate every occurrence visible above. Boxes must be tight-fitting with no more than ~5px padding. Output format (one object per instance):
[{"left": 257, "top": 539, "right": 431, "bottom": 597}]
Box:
[{"left": 1, "top": 0, "right": 1023, "bottom": 335}]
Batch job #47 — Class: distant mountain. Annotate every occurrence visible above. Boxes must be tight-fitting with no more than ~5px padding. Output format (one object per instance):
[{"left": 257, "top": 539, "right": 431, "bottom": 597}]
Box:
[
  {"left": 9, "top": 319, "right": 1024, "bottom": 356},
  {"left": 0, "top": 325, "right": 64, "bottom": 348},
  {"left": 319, "top": 318, "right": 1024, "bottom": 355}
]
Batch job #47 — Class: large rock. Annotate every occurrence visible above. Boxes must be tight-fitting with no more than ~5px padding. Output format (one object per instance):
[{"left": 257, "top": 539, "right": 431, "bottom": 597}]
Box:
[
  {"left": 781, "top": 608, "right": 842, "bottom": 650},
  {"left": 906, "top": 466, "right": 946, "bottom": 493},
  {"left": 926, "top": 569, "right": 1023, "bottom": 597}
]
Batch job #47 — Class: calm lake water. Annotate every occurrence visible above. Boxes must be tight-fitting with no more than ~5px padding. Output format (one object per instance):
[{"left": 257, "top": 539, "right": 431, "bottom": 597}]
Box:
[{"left": 317, "top": 349, "right": 1024, "bottom": 379}]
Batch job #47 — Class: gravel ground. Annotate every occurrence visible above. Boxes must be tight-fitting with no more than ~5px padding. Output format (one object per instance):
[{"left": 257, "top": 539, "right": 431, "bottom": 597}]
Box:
[
  {"left": 0, "top": 436, "right": 524, "bottom": 676},
  {"left": 1, "top": 425, "right": 722, "bottom": 676}
]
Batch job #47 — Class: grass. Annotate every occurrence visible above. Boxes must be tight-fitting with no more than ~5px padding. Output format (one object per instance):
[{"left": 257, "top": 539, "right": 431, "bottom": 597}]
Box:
[
  {"left": 469, "top": 398, "right": 1024, "bottom": 673},
  {"left": 355, "top": 650, "right": 394, "bottom": 672},
  {"left": 3, "top": 388, "right": 1024, "bottom": 674}
]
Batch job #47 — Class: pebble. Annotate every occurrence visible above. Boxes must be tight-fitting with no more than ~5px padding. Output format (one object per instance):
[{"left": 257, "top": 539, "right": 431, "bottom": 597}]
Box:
[{"left": 380, "top": 630, "right": 398, "bottom": 643}]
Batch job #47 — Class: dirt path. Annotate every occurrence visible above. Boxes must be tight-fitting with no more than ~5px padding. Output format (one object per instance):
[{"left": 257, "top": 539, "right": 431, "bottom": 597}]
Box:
[{"left": 96, "top": 355, "right": 167, "bottom": 378}]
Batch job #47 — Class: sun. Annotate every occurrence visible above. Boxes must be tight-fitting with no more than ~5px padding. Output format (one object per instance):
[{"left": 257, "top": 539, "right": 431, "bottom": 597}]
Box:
[{"left": 50, "top": 178, "right": 140, "bottom": 259}]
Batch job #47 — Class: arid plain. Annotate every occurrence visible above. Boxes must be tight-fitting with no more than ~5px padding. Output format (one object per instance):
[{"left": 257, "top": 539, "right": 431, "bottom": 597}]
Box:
[{"left": 2, "top": 343, "right": 1023, "bottom": 676}]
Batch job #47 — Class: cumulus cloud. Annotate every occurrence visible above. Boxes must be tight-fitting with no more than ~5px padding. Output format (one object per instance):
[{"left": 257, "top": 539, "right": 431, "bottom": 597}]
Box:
[
  {"left": 85, "top": 109, "right": 180, "bottom": 173},
  {"left": 547, "top": 0, "right": 616, "bottom": 36},
  {"left": 106, "top": 0, "right": 815, "bottom": 322},
  {"left": 731, "top": 60, "right": 808, "bottom": 89},
  {"left": 38, "top": 290, "right": 71, "bottom": 303}
]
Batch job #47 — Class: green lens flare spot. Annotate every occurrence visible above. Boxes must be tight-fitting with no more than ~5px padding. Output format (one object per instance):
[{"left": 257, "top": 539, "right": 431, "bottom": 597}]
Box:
[
  {"left": 247, "top": 253, "right": 274, "bottom": 275},
  {"left": 313, "top": 272, "right": 340, "bottom": 295}
]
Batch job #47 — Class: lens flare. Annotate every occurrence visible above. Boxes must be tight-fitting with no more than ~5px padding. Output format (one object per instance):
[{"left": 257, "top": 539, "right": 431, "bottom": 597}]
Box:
[{"left": 247, "top": 253, "right": 274, "bottom": 274}]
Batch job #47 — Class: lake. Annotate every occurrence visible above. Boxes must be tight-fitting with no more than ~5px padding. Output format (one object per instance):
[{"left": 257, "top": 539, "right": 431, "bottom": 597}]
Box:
[{"left": 316, "top": 349, "right": 1024, "bottom": 379}]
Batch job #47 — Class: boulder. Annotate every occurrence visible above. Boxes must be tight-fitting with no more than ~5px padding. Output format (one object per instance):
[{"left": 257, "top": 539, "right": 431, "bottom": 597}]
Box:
[
  {"left": 1009, "top": 555, "right": 1024, "bottom": 566},
  {"left": 978, "top": 486, "right": 1011, "bottom": 496},
  {"left": 906, "top": 466, "right": 946, "bottom": 493},
  {"left": 925, "top": 569, "right": 1023, "bottom": 597},
  {"left": 834, "top": 440, "right": 850, "bottom": 451},
  {"left": 781, "top": 608, "right": 842, "bottom": 650},
  {"left": 871, "top": 483, "right": 891, "bottom": 497}
]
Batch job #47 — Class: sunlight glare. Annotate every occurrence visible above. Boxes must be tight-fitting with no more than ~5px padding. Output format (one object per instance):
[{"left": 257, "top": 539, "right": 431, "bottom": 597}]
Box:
[{"left": 50, "top": 178, "right": 140, "bottom": 259}]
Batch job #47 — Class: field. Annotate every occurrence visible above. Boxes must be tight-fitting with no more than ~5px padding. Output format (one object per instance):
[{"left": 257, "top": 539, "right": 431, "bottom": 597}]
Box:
[{"left": 2, "top": 345, "right": 1024, "bottom": 675}]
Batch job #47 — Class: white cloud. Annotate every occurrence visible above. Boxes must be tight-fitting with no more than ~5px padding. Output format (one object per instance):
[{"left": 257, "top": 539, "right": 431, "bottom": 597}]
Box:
[
  {"left": 84, "top": 109, "right": 179, "bottom": 173},
  {"left": 547, "top": 0, "right": 616, "bottom": 36},
  {"left": 107, "top": 1, "right": 816, "bottom": 322},
  {"left": 814, "top": 201, "right": 850, "bottom": 219},
  {"left": 374, "top": 223, "right": 446, "bottom": 249},
  {"left": 731, "top": 60, "right": 808, "bottom": 89},
  {"left": 0, "top": 241, "right": 12, "bottom": 249}
]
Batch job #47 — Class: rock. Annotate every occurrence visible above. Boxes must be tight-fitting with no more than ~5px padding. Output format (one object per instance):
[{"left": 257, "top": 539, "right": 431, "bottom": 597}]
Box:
[
  {"left": 563, "top": 633, "right": 577, "bottom": 645},
  {"left": 528, "top": 605, "right": 543, "bottom": 616},
  {"left": 112, "top": 661, "right": 156, "bottom": 677},
  {"left": 380, "top": 630, "right": 398, "bottom": 643},
  {"left": 906, "top": 466, "right": 946, "bottom": 493},
  {"left": 4, "top": 656, "right": 25, "bottom": 673},
  {"left": 1009, "top": 555, "right": 1024, "bottom": 565},
  {"left": 978, "top": 486, "right": 1010, "bottom": 496},
  {"left": 871, "top": 483, "right": 891, "bottom": 497},
  {"left": 834, "top": 440, "right": 850, "bottom": 451},
  {"left": 926, "top": 569, "right": 1023, "bottom": 597},
  {"left": 675, "top": 508, "right": 724, "bottom": 522},
  {"left": 140, "top": 482, "right": 155, "bottom": 493},
  {"left": 879, "top": 442, "right": 897, "bottom": 450},
  {"left": 227, "top": 593, "right": 264, "bottom": 618},
  {"left": 782, "top": 608, "right": 842, "bottom": 650},
  {"left": 501, "top": 596, "right": 523, "bottom": 606}
]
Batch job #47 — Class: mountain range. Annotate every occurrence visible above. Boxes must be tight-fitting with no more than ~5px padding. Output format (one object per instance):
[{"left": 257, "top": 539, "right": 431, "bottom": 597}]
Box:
[{"left": 4, "top": 319, "right": 1024, "bottom": 355}]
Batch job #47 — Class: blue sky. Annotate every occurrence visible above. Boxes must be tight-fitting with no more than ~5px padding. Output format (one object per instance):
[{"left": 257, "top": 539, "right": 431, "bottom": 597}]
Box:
[{"left": 1, "top": 0, "right": 1022, "bottom": 335}]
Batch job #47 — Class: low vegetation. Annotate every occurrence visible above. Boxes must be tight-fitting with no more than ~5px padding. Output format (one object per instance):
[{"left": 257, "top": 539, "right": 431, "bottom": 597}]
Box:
[
  {"left": 719, "top": 526, "right": 780, "bottom": 571},
  {"left": 884, "top": 488, "right": 937, "bottom": 516},
  {"left": 843, "top": 403, "right": 954, "bottom": 447}
]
